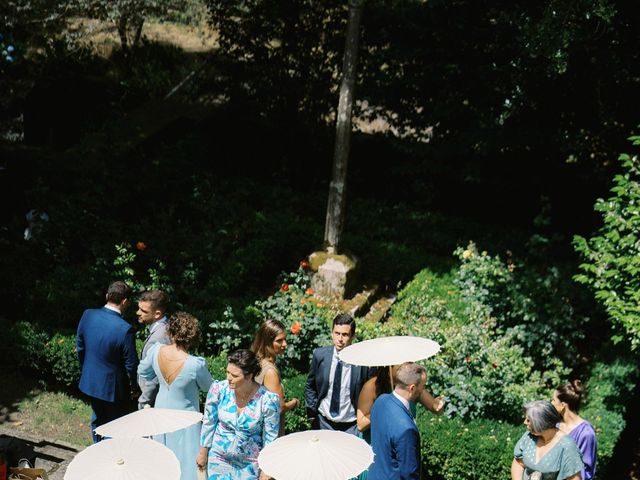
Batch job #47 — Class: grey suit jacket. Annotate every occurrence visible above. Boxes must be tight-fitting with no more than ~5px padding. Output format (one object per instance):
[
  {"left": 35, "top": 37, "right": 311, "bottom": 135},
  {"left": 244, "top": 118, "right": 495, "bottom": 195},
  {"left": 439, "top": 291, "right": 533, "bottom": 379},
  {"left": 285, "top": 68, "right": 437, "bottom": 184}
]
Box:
[{"left": 138, "top": 317, "right": 170, "bottom": 407}]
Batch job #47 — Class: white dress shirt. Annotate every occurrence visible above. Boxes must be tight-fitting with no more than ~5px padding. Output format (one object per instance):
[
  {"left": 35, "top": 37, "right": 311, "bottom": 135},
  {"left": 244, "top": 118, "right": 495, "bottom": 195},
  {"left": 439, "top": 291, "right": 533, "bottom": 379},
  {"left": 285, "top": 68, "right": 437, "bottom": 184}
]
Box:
[{"left": 318, "top": 348, "right": 356, "bottom": 422}]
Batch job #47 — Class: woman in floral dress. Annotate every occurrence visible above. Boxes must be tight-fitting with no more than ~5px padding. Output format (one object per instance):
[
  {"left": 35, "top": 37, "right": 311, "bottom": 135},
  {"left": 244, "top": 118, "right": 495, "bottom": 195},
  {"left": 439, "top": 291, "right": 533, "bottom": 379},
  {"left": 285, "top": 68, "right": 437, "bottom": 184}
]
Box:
[{"left": 197, "top": 349, "right": 280, "bottom": 480}]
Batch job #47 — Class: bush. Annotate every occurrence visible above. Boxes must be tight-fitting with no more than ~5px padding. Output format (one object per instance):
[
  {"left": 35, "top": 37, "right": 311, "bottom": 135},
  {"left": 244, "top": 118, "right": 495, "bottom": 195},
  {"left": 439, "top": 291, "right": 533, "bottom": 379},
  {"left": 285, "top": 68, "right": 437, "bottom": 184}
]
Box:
[
  {"left": 247, "top": 265, "right": 334, "bottom": 371},
  {"left": 281, "top": 373, "right": 311, "bottom": 434},
  {"left": 581, "top": 359, "right": 638, "bottom": 477},
  {"left": 418, "top": 414, "right": 517, "bottom": 479},
  {"left": 374, "top": 254, "right": 569, "bottom": 422},
  {"left": 574, "top": 137, "right": 640, "bottom": 349},
  {"left": 44, "top": 331, "right": 81, "bottom": 388}
]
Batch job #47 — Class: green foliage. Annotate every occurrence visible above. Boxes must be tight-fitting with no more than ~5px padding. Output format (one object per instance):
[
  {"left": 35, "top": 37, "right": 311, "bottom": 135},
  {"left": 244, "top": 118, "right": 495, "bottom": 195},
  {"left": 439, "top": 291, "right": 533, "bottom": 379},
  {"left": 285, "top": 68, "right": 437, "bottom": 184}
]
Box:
[
  {"left": 375, "top": 243, "right": 583, "bottom": 422},
  {"left": 581, "top": 359, "right": 638, "bottom": 476},
  {"left": 111, "top": 242, "right": 174, "bottom": 294},
  {"left": 281, "top": 373, "right": 311, "bottom": 433},
  {"left": 12, "top": 321, "right": 50, "bottom": 371},
  {"left": 205, "top": 306, "right": 248, "bottom": 353},
  {"left": 454, "top": 242, "right": 587, "bottom": 370},
  {"left": 418, "top": 414, "right": 518, "bottom": 479},
  {"left": 574, "top": 137, "right": 640, "bottom": 349},
  {"left": 248, "top": 266, "right": 334, "bottom": 371},
  {"left": 44, "top": 332, "right": 81, "bottom": 388},
  {"left": 205, "top": 351, "right": 227, "bottom": 380}
]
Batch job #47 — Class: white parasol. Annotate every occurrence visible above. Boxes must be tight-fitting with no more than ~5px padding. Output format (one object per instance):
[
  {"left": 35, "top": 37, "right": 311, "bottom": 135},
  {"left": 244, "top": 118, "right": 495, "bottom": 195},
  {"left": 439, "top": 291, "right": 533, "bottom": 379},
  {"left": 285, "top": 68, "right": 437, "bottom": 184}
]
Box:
[
  {"left": 64, "top": 437, "right": 180, "bottom": 480},
  {"left": 338, "top": 335, "right": 440, "bottom": 367},
  {"left": 258, "top": 430, "right": 373, "bottom": 480},
  {"left": 94, "top": 407, "right": 203, "bottom": 438}
]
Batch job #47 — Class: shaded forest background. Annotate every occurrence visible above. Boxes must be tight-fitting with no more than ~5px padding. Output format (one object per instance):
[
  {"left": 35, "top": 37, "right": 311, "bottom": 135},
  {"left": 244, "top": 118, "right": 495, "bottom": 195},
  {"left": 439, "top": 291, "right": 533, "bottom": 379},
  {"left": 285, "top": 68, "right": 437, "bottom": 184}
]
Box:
[{"left": 1, "top": 0, "right": 638, "bottom": 327}]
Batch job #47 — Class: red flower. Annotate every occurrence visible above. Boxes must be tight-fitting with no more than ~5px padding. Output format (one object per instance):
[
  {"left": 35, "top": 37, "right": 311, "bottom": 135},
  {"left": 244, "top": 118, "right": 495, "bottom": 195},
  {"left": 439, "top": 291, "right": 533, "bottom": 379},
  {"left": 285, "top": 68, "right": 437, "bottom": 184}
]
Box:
[
  {"left": 280, "top": 283, "right": 289, "bottom": 292},
  {"left": 300, "top": 259, "right": 310, "bottom": 269},
  {"left": 291, "top": 321, "right": 302, "bottom": 335},
  {"left": 491, "top": 362, "right": 498, "bottom": 369},
  {"left": 135, "top": 241, "right": 147, "bottom": 251},
  {"left": 305, "top": 287, "right": 314, "bottom": 295},
  {"left": 465, "top": 356, "right": 471, "bottom": 363}
]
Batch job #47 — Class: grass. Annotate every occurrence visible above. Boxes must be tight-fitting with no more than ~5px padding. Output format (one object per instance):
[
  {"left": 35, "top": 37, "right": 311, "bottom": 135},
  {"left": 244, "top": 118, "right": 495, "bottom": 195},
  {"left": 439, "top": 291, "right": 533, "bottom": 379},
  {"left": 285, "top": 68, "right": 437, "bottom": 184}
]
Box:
[
  {"left": 16, "top": 392, "right": 91, "bottom": 447},
  {"left": 1, "top": 370, "right": 92, "bottom": 447}
]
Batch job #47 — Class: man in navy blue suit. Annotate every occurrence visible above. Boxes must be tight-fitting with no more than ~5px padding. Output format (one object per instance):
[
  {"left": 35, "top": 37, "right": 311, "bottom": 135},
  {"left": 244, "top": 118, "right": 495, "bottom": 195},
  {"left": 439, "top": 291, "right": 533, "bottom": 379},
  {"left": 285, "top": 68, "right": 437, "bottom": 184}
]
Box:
[
  {"left": 304, "top": 313, "right": 371, "bottom": 434},
  {"left": 368, "top": 362, "right": 427, "bottom": 480},
  {"left": 76, "top": 281, "right": 139, "bottom": 442}
]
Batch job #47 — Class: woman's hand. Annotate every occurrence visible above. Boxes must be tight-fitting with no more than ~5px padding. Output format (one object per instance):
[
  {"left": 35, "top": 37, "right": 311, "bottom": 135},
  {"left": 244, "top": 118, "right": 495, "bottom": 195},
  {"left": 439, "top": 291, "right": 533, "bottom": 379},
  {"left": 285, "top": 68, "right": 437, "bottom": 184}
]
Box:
[
  {"left": 431, "top": 396, "right": 445, "bottom": 415},
  {"left": 285, "top": 397, "right": 300, "bottom": 410},
  {"left": 259, "top": 472, "right": 271, "bottom": 480},
  {"left": 196, "top": 447, "right": 208, "bottom": 470}
]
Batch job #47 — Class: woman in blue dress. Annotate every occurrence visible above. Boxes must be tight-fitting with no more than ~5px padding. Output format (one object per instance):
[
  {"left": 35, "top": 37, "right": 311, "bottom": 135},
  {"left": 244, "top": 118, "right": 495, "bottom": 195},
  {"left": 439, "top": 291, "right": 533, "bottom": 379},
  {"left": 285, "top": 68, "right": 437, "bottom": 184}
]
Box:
[
  {"left": 511, "top": 400, "right": 583, "bottom": 480},
  {"left": 552, "top": 380, "right": 597, "bottom": 480},
  {"left": 138, "top": 312, "right": 213, "bottom": 480},
  {"left": 197, "top": 349, "right": 280, "bottom": 480}
]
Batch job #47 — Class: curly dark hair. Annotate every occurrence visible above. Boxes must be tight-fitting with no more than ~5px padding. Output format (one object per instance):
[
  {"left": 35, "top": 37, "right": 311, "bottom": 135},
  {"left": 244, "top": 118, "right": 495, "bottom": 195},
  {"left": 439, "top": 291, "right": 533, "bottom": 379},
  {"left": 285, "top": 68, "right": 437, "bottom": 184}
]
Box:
[
  {"left": 167, "top": 311, "right": 201, "bottom": 350},
  {"left": 228, "top": 349, "right": 261, "bottom": 380}
]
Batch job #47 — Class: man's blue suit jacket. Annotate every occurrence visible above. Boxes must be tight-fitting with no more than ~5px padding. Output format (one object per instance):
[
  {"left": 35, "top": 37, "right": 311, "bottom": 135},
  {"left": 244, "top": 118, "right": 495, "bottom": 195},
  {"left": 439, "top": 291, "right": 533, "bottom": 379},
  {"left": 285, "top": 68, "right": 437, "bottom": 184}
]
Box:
[
  {"left": 304, "top": 345, "right": 371, "bottom": 422},
  {"left": 368, "top": 393, "right": 421, "bottom": 480},
  {"left": 76, "top": 307, "right": 139, "bottom": 403}
]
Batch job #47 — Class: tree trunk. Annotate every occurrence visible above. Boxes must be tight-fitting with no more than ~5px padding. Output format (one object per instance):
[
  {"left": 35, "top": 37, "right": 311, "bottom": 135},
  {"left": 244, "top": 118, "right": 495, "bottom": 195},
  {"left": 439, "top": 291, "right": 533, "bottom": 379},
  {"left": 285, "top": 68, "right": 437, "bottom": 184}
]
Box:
[
  {"left": 323, "top": 0, "right": 364, "bottom": 253},
  {"left": 117, "top": 15, "right": 129, "bottom": 53},
  {"left": 132, "top": 17, "right": 144, "bottom": 48}
]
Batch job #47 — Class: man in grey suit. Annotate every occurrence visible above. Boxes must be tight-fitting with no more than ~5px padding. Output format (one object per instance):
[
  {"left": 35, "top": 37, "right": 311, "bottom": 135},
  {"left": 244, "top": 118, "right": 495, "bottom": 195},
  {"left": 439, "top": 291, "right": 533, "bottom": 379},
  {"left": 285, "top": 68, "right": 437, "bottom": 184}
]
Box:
[{"left": 136, "top": 289, "right": 170, "bottom": 409}]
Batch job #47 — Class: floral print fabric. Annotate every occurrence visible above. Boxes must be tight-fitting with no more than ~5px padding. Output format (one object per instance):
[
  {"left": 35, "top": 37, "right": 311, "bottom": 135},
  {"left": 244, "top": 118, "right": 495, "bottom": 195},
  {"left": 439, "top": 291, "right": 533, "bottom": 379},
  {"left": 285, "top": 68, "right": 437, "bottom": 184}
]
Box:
[{"left": 201, "top": 380, "right": 280, "bottom": 479}]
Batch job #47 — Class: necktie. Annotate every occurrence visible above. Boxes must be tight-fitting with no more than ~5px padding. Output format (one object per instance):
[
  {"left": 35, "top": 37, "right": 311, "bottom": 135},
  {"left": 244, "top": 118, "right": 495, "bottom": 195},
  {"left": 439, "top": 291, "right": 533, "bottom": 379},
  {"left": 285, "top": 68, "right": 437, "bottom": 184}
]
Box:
[{"left": 329, "top": 359, "right": 343, "bottom": 417}]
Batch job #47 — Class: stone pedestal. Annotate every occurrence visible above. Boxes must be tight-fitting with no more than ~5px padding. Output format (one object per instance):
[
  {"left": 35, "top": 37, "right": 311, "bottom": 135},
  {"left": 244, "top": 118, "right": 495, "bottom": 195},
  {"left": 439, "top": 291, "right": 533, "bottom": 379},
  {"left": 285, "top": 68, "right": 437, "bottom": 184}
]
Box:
[{"left": 309, "top": 251, "right": 358, "bottom": 300}]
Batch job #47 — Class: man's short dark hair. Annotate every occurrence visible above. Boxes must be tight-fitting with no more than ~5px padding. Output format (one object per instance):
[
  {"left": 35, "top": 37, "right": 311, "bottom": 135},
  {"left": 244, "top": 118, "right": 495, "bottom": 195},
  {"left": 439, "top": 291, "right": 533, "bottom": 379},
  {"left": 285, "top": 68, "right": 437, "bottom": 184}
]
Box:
[
  {"left": 106, "top": 281, "right": 132, "bottom": 304},
  {"left": 332, "top": 313, "right": 356, "bottom": 336},
  {"left": 139, "top": 290, "right": 168, "bottom": 313}
]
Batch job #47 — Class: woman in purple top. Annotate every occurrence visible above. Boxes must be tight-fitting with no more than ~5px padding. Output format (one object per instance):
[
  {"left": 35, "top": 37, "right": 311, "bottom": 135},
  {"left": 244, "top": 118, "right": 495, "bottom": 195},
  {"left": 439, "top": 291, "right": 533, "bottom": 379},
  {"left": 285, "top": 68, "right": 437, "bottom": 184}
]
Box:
[{"left": 552, "top": 380, "right": 597, "bottom": 480}]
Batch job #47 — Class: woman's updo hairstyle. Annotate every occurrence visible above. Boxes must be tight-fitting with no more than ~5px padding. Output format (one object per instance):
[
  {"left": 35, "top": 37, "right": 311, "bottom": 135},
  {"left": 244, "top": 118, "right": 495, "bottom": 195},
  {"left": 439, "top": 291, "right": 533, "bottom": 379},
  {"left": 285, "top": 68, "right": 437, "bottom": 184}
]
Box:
[
  {"left": 167, "top": 311, "right": 201, "bottom": 350},
  {"left": 556, "top": 379, "right": 585, "bottom": 412},
  {"left": 228, "top": 349, "right": 262, "bottom": 380}
]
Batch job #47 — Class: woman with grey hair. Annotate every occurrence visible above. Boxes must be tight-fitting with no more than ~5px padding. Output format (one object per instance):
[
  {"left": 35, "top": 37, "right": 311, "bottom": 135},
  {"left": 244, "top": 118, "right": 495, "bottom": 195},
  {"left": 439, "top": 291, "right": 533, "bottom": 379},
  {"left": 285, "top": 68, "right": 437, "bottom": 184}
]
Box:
[{"left": 511, "top": 400, "right": 583, "bottom": 480}]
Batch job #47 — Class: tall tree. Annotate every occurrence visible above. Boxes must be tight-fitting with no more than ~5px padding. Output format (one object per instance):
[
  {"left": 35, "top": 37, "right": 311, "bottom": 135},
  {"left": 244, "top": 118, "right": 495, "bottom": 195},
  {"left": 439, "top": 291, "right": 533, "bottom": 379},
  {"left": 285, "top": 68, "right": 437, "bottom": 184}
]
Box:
[{"left": 324, "top": 0, "right": 364, "bottom": 253}]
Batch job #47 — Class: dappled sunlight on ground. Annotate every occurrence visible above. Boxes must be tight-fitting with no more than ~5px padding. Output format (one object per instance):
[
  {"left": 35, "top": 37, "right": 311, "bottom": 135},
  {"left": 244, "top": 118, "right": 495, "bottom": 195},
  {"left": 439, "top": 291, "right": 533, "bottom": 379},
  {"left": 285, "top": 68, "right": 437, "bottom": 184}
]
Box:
[{"left": 68, "top": 17, "right": 219, "bottom": 57}]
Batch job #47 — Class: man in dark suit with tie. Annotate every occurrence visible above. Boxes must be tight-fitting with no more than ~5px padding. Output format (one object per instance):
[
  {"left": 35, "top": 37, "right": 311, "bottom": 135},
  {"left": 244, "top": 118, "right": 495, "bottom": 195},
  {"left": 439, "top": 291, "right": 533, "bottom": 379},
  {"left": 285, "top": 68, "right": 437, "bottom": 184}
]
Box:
[
  {"left": 304, "top": 313, "right": 371, "bottom": 434},
  {"left": 76, "top": 281, "right": 139, "bottom": 442},
  {"left": 136, "top": 289, "right": 170, "bottom": 409},
  {"left": 368, "top": 362, "right": 426, "bottom": 480}
]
